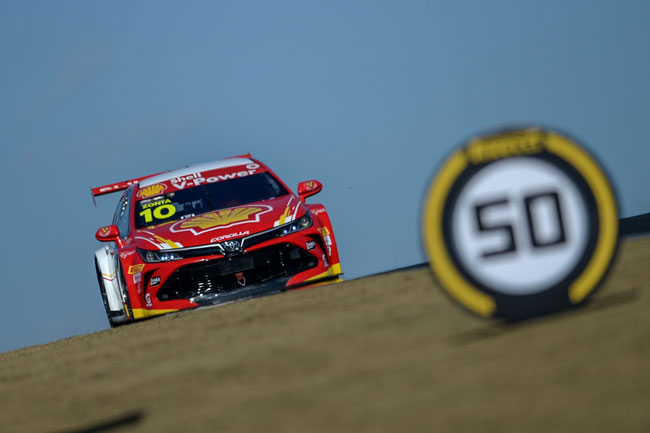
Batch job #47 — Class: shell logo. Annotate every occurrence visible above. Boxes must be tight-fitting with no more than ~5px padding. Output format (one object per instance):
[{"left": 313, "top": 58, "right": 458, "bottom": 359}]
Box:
[
  {"left": 138, "top": 184, "right": 167, "bottom": 198},
  {"left": 180, "top": 207, "right": 263, "bottom": 230}
]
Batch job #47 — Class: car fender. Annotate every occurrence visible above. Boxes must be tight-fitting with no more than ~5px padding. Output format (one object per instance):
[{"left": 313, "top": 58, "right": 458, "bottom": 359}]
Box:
[
  {"left": 306, "top": 204, "right": 342, "bottom": 274},
  {"left": 94, "top": 246, "right": 126, "bottom": 314}
]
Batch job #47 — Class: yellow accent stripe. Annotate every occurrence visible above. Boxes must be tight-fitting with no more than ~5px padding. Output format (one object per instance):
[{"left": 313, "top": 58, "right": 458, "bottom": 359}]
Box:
[
  {"left": 306, "top": 271, "right": 330, "bottom": 281},
  {"left": 301, "top": 277, "right": 345, "bottom": 289},
  {"left": 306, "top": 262, "right": 343, "bottom": 282},
  {"left": 131, "top": 308, "right": 179, "bottom": 319},
  {"left": 278, "top": 206, "right": 291, "bottom": 225},
  {"left": 545, "top": 135, "right": 619, "bottom": 304},
  {"left": 422, "top": 151, "right": 497, "bottom": 317},
  {"left": 153, "top": 235, "right": 180, "bottom": 249}
]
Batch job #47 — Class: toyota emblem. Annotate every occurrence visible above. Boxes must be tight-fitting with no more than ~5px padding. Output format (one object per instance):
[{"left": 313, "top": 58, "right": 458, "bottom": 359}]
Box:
[{"left": 222, "top": 239, "right": 242, "bottom": 253}]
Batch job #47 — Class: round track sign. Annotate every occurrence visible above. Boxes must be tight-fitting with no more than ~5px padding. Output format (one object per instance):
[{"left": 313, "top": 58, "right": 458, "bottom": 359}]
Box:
[{"left": 422, "top": 128, "right": 619, "bottom": 320}]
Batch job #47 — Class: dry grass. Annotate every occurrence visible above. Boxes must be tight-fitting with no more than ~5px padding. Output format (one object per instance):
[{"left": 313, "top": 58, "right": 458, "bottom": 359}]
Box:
[{"left": 1, "top": 238, "right": 649, "bottom": 433}]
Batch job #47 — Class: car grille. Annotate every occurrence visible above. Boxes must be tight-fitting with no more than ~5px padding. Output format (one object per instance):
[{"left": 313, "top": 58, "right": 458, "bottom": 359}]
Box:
[{"left": 156, "top": 243, "right": 318, "bottom": 301}]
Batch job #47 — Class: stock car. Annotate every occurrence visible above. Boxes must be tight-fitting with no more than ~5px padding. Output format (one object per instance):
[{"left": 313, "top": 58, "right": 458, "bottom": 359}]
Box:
[{"left": 92, "top": 155, "right": 342, "bottom": 326}]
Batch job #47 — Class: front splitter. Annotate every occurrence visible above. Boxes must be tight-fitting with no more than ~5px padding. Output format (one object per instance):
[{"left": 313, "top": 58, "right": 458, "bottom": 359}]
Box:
[{"left": 188, "top": 276, "right": 292, "bottom": 307}]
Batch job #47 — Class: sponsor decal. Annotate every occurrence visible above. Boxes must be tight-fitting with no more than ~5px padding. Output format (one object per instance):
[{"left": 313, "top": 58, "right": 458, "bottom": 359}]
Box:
[
  {"left": 311, "top": 208, "right": 326, "bottom": 216},
  {"left": 145, "top": 293, "right": 153, "bottom": 307},
  {"left": 306, "top": 241, "right": 316, "bottom": 250},
  {"left": 210, "top": 231, "right": 249, "bottom": 243},
  {"left": 120, "top": 251, "right": 135, "bottom": 259},
  {"left": 170, "top": 163, "right": 261, "bottom": 190},
  {"left": 235, "top": 272, "right": 246, "bottom": 287},
  {"left": 133, "top": 272, "right": 142, "bottom": 284},
  {"left": 140, "top": 198, "right": 172, "bottom": 209},
  {"left": 99, "top": 226, "right": 111, "bottom": 237},
  {"left": 421, "top": 127, "right": 619, "bottom": 320},
  {"left": 138, "top": 184, "right": 167, "bottom": 198},
  {"left": 304, "top": 181, "right": 317, "bottom": 191},
  {"left": 150, "top": 276, "right": 161, "bottom": 287},
  {"left": 466, "top": 133, "right": 543, "bottom": 164},
  {"left": 322, "top": 254, "right": 329, "bottom": 268},
  {"left": 182, "top": 207, "right": 262, "bottom": 229},
  {"left": 318, "top": 227, "right": 333, "bottom": 247},
  {"left": 128, "top": 264, "right": 145, "bottom": 274},
  {"left": 171, "top": 205, "right": 273, "bottom": 235}
]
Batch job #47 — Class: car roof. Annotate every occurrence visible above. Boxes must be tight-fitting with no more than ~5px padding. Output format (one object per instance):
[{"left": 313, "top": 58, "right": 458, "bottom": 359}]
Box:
[{"left": 139, "top": 157, "right": 257, "bottom": 188}]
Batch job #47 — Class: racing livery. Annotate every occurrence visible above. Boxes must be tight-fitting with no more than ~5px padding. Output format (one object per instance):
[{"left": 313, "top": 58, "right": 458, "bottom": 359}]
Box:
[{"left": 92, "top": 155, "right": 342, "bottom": 326}]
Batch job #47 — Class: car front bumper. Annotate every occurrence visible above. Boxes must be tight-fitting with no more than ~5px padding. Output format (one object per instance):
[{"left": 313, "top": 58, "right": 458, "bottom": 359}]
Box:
[{"left": 125, "top": 231, "right": 341, "bottom": 319}]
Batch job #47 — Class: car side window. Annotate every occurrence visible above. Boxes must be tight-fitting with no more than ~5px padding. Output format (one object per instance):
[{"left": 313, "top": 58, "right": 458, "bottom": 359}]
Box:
[{"left": 113, "top": 193, "right": 131, "bottom": 239}]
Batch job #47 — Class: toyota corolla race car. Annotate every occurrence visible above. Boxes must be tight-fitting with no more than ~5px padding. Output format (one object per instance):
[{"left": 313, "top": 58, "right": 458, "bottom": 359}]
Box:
[{"left": 92, "top": 155, "right": 342, "bottom": 326}]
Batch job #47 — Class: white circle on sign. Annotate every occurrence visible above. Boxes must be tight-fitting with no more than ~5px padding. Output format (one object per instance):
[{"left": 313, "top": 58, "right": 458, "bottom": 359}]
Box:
[{"left": 450, "top": 157, "right": 589, "bottom": 295}]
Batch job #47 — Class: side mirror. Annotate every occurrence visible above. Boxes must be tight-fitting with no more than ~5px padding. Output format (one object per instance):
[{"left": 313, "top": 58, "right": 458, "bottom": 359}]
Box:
[
  {"left": 298, "top": 180, "right": 322, "bottom": 202},
  {"left": 96, "top": 225, "right": 123, "bottom": 247}
]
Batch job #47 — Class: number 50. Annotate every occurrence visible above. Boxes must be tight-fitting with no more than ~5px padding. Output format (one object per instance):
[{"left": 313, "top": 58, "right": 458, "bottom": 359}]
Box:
[{"left": 473, "top": 191, "right": 567, "bottom": 259}]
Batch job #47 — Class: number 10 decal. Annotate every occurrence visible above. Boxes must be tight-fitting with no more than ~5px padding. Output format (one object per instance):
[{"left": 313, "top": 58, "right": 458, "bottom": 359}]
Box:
[
  {"left": 474, "top": 190, "right": 566, "bottom": 260},
  {"left": 139, "top": 204, "right": 176, "bottom": 223}
]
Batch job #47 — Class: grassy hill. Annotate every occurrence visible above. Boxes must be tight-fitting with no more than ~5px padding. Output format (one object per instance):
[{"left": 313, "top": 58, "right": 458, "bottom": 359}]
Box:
[{"left": 1, "top": 238, "right": 649, "bottom": 433}]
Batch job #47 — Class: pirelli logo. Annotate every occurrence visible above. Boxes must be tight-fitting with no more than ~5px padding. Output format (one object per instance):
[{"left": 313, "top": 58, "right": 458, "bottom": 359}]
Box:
[{"left": 466, "top": 130, "right": 544, "bottom": 164}]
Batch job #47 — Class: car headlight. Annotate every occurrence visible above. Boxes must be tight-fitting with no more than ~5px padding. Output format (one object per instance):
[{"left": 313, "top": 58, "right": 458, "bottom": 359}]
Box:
[
  {"left": 138, "top": 249, "right": 183, "bottom": 263},
  {"left": 279, "top": 212, "right": 312, "bottom": 236}
]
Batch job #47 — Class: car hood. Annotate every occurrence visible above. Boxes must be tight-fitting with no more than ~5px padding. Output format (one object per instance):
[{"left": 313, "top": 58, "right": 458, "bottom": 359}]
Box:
[{"left": 133, "top": 195, "right": 305, "bottom": 250}]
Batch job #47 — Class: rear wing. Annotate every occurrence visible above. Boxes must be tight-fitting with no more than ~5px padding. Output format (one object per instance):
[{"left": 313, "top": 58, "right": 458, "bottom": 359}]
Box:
[
  {"left": 90, "top": 155, "right": 255, "bottom": 205},
  {"left": 91, "top": 171, "right": 168, "bottom": 206}
]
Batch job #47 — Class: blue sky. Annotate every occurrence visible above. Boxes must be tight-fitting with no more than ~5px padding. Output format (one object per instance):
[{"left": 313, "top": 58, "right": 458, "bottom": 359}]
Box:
[{"left": 1, "top": 0, "right": 649, "bottom": 353}]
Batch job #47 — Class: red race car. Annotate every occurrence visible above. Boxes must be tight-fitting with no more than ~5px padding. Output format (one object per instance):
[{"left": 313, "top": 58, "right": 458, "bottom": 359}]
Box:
[{"left": 92, "top": 155, "right": 342, "bottom": 326}]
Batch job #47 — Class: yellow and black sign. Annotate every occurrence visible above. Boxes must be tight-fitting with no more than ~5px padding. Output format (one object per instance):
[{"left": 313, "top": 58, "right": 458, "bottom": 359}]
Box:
[{"left": 422, "top": 127, "right": 619, "bottom": 320}]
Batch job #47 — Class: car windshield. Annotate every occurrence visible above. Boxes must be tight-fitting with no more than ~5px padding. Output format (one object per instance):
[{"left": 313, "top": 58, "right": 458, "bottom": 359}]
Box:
[{"left": 134, "top": 172, "right": 289, "bottom": 228}]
